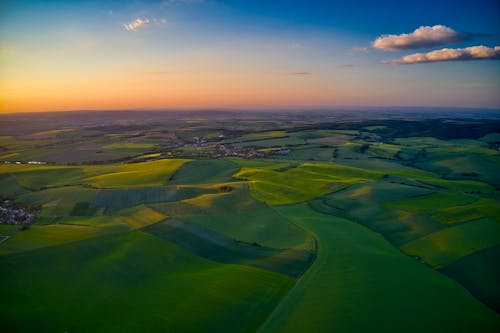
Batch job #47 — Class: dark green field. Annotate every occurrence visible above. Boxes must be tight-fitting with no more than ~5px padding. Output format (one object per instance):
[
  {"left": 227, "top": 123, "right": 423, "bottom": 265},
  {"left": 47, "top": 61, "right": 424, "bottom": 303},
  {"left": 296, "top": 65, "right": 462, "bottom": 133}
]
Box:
[{"left": 0, "top": 111, "right": 499, "bottom": 332}]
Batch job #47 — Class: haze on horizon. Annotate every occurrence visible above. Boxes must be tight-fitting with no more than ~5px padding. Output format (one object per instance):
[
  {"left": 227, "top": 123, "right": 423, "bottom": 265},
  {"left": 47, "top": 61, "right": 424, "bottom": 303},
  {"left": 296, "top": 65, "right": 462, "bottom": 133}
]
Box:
[{"left": 1, "top": 0, "right": 499, "bottom": 113}]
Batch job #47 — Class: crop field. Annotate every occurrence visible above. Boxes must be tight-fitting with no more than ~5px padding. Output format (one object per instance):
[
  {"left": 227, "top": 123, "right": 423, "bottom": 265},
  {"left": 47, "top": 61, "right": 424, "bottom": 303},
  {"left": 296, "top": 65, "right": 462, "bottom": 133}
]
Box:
[
  {"left": 400, "top": 218, "right": 500, "bottom": 269},
  {"left": 83, "top": 159, "right": 190, "bottom": 188},
  {"left": 234, "top": 162, "right": 380, "bottom": 205},
  {"left": 0, "top": 231, "right": 294, "bottom": 332},
  {"left": 259, "top": 204, "right": 498, "bottom": 333},
  {"left": 0, "top": 112, "right": 499, "bottom": 332}
]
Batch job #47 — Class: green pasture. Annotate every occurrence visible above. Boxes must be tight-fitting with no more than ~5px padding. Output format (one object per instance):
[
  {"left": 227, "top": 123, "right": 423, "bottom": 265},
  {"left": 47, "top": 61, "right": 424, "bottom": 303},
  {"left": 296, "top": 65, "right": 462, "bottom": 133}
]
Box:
[
  {"left": 387, "top": 167, "right": 496, "bottom": 193},
  {"left": 143, "top": 218, "right": 313, "bottom": 277},
  {"left": 400, "top": 218, "right": 500, "bottom": 269},
  {"left": 17, "top": 186, "right": 98, "bottom": 217},
  {"left": 224, "top": 130, "right": 289, "bottom": 143},
  {"left": 102, "top": 142, "right": 156, "bottom": 149},
  {"left": 0, "top": 231, "right": 294, "bottom": 332},
  {"left": 442, "top": 245, "right": 500, "bottom": 313},
  {"left": 5, "top": 166, "right": 84, "bottom": 190},
  {"left": 432, "top": 198, "right": 500, "bottom": 224},
  {"left": 0, "top": 224, "right": 100, "bottom": 255},
  {"left": 0, "top": 201, "right": 166, "bottom": 255},
  {"left": 385, "top": 191, "right": 477, "bottom": 212},
  {"left": 384, "top": 190, "right": 499, "bottom": 224},
  {"left": 152, "top": 183, "right": 312, "bottom": 250},
  {"left": 480, "top": 133, "right": 500, "bottom": 143},
  {"left": 90, "top": 185, "right": 211, "bottom": 213},
  {"left": 270, "top": 146, "right": 335, "bottom": 161},
  {"left": 60, "top": 204, "right": 166, "bottom": 229},
  {"left": 84, "top": 159, "right": 189, "bottom": 188},
  {"left": 235, "top": 162, "right": 380, "bottom": 205},
  {"left": 365, "top": 142, "right": 400, "bottom": 159},
  {"left": 233, "top": 137, "right": 305, "bottom": 148},
  {"left": 417, "top": 153, "right": 500, "bottom": 186},
  {"left": 169, "top": 159, "right": 240, "bottom": 184},
  {"left": 312, "top": 181, "right": 444, "bottom": 245},
  {"left": 259, "top": 204, "right": 499, "bottom": 333},
  {"left": 0, "top": 174, "right": 29, "bottom": 196},
  {"left": 229, "top": 158, "right": 293, "bottom": 170}
]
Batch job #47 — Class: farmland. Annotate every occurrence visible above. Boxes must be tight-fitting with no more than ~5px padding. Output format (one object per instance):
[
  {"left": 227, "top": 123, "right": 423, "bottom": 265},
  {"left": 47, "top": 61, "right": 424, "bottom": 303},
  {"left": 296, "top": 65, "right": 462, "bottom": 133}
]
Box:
[{"left": 0, "top": 110, "right": 499, "bottom": 332}]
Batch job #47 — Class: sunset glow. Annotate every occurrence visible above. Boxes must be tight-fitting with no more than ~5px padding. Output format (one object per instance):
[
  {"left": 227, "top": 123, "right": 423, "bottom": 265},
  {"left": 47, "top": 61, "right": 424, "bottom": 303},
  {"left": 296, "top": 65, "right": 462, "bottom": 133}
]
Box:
[{"left": 1, "top": 0, "right": 499, "bottom": 112}]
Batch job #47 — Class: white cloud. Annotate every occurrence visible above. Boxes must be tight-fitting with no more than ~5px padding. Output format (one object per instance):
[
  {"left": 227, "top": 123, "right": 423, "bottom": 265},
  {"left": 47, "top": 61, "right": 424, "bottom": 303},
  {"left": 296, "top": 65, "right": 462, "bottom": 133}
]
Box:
[
  {"left": 123, "top": 18, "right": 150, "bottom": 31},
  {"left": 287, "top": 72, "right": 312, "bottom": 76},
  {"left": 153, "top": 18, "right": 167, "bottom": 25},
  {"left": 123, "top": 18, "right": 166, "bottom": 31},
  {"left": 373, "top": 25, "right": 466, "bottom": 51},
  {"left": 388, "top": 45, "right": 500, "bottom": 64}
]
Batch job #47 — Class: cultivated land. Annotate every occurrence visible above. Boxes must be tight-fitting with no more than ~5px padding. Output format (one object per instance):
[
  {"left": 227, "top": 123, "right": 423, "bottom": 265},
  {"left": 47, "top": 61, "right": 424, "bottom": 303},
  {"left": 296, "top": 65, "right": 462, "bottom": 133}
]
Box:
[{"left": 0, "top": 109, "right": 499, "bottom": 332}]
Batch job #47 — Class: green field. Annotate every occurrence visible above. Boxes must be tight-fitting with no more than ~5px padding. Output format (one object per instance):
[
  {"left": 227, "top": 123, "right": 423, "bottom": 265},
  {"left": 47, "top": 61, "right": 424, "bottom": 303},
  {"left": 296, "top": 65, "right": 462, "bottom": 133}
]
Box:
[
  {"left": 1, "top": 114, "right": 499, "bottom": 332},
  {"left": 83, "top": 159, "right": 189, "bottom": 188},
  {"left": 234, "top": 161, "right": 380, "bottom": 205},
  {"left": 259, "top": 204, "right": 499, "bottom": 333},
  {"left": 0, "top": 231, "right": 294, "bottom": 332},
  {"left": 400, "top": 218, "right": 500, "bottom": 269}
]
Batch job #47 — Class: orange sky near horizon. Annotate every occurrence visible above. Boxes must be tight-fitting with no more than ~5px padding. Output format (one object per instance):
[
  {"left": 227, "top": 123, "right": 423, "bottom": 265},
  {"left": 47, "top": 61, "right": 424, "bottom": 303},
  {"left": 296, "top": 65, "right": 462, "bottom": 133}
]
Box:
[{"left": 2, "top": 1, "right": 499, "bottom": 113}]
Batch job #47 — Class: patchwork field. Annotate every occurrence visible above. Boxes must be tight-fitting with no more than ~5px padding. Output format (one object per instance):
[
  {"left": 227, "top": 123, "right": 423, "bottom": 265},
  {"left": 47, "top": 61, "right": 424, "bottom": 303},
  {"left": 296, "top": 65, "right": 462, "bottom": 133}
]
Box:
[
  {"left": 259, "top": 204, "right": 499, "bottom": 333},
  {"left": 0, "top": 112, "right": 499, "bottom": 332}
]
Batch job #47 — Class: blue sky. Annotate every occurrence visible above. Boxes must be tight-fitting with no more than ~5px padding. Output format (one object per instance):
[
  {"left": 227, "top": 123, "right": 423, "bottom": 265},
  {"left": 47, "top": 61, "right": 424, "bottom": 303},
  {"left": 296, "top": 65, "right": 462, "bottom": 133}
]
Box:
[{"left": 1, "top": 0, "right": 499, "bottom": 112}]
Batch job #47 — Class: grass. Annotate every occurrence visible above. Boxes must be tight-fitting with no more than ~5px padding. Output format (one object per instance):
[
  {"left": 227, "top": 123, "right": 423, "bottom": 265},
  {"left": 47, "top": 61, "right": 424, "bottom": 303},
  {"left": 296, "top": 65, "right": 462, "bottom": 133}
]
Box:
[
  {"left": 0, "top": 202, "right": 166, "bottom": 255},
  {"left": 384, "top": 190, "right": 500, "bottom": 224},
  {"left": 1, "top": 121, "right": 499, "bottom": 331},
  {"left": 17, "top": 186, "right": 98, "bottom": 217},
  {"left": 259, "top": 204, "right": 499, "bottom": 333},
  {"left": 480, "top": 133, "right": 500, "bottom": 143},
  {"left": 235, "top": 162, "right": 380, "bottom": 205},
  {"left": 441, "top": 245, "right": 500, "bottom": 313},
  {"left": 32, "top": 129, "right": 75, "bottom": 136},
  {"left": 0, "top": 224, "right": 100, "bottom": 255},
  {"left": 385, "top": 191, "right": 478, "bottom": 212},
  {"left": 84, "top": 159, "right": 189, "bottom": 188},
  {"left": 102, "top": 142, "right": 156, "bottom": 149},
  {"left": 169, "top": 159, "right": 240, "bottom": 184},
  {"left": 9, "top": 168, "right": 85, "bottom": 190},
  {"left": 400, "top": 218, "right": 500, "bottom": 269},
  {"left": 233, "top": 137, "right": 305, "bottom": 148},
  {"left": 311, "top": 181, "right": 443, "bottom": 245},
  {"left": 152, "top": 183, "right": 312, "bottom": 250},
  {"left": 225, "top": 131, "right": 289, "bottom": 143},
  {"left": 365, "top": 143, "right": 400, "bottom": 159},
  {"left": 432, "top": 198, "right": 500, "bottom": 224},
  {"left": 62, "top": 205, "right": 166, "bottom": 229},
  {"left": 413, "top": 153, "right": 500, "bottom": 186},
  {"left": 270, "top": 146, "right": 335, "bottom": 161},
  {"left": 0, "top": 231, "right": 294, "bottom": 333},
  {"left": 143, "top": 218, "right": 313, "bottom": 277},
  {"left": 0, "top": 174, "right": 30, "bottom": 196},
  {"left": 90, "top": 185, "right": 211, "bottom": 213}
]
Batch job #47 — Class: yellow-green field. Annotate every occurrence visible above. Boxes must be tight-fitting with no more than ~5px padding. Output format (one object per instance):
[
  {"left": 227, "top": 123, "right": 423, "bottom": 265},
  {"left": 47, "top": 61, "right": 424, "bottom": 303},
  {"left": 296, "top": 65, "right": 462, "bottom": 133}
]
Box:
[{"left": 1, "top": 115, "right": 499, "bottom": 332}]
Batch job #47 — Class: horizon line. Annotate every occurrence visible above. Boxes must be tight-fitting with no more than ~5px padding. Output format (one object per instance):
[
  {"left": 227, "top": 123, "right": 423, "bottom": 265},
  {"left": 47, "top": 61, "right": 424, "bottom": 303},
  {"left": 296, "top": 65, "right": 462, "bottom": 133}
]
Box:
[{"left": 2, "top": 105, "right": 500, "bottom": 116}]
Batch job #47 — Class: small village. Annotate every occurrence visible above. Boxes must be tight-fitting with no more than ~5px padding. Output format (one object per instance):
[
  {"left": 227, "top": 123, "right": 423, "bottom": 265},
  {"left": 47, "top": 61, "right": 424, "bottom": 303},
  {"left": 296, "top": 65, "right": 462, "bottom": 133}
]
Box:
[{"left": 0, "top": 200, "right": 35, "bottom": 227}]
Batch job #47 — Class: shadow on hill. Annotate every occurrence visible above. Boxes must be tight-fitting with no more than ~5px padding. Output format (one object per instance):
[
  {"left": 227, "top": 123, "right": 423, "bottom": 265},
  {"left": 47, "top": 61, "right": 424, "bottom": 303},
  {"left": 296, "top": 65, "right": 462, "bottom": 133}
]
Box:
[{"left": 143, "top": 219, "right": 314, "bottom": 278}]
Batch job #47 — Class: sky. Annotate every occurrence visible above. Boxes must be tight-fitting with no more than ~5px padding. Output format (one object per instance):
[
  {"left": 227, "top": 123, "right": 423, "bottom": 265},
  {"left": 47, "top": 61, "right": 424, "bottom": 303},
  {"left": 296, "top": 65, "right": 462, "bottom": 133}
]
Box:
[{"left": 1, "top": 0, "right": 499, "bottom": 112}]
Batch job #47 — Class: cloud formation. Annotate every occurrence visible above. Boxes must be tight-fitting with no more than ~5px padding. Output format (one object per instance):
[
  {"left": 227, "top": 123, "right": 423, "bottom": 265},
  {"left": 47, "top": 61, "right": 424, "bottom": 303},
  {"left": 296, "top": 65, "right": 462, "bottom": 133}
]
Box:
[
  {"left": 123, "top": 18, "right": 166, "bottom": 31},
  {"left": 388, "top": 45, "right": 500, "bottom": 64},
  {"left": 124, "top": 18, "right": 150, "bottom": 31},
  {"left": 287, "top": 72, "right": 312, "bottom": 75},
  {"left": 373, "top": 25, "right": 466, "bottom": 51}
]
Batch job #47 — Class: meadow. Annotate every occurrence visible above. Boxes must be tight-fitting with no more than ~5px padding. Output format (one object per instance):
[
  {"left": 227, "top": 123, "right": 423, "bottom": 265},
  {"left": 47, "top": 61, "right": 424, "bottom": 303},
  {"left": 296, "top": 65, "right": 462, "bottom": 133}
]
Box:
[{"left": 0, "top": 111, "right": 499, "bottom": 332}]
